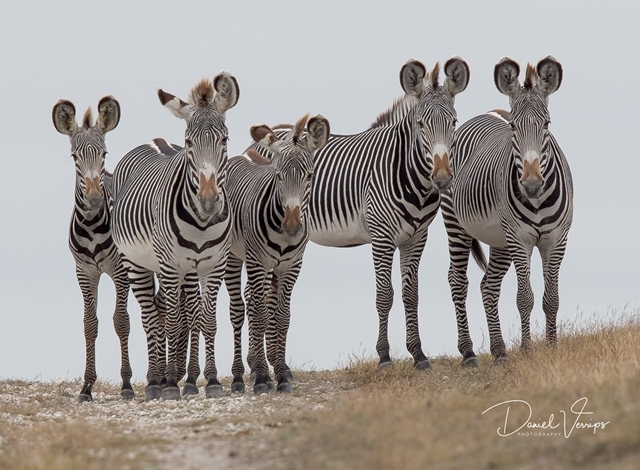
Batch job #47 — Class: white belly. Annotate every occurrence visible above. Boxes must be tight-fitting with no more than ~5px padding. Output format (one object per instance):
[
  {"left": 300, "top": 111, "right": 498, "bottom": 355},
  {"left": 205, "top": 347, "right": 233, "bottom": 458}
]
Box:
[
  {"left": 461, "top": 218, "right": 508, "bottom": 248},
  {"left": 309, "top": 219, "right": 371, "bottom": 247},
  {"left": 116, "top": 240, "right": 161, "bottom": 273}
]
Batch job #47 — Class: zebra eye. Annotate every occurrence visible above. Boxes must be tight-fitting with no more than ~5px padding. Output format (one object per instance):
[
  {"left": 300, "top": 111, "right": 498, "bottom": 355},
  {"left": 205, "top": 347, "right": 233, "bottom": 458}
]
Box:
[
  {"left": 185, "top": 139, "right": 193, "bottom": 147},
  {"left": 509, "top": 122, "right": 516, "bottom": 131},
  {"left": 544, "top": 120, "right": 551, "bottom": 129},
  {"left": 71, "top": 153, "right": 78, "bottom": 160},
  {"left": 306, "top": 171, "right": 314, "bottom": 180}
]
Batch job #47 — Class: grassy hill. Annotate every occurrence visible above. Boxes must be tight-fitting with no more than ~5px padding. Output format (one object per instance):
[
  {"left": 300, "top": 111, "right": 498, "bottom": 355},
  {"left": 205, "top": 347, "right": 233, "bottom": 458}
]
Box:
[{"left": 1, "top": 314, "right": 638, "bottom": 469}]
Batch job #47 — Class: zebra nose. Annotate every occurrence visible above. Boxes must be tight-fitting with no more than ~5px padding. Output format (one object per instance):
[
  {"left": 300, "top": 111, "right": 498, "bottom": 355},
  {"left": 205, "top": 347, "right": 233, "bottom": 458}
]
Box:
[
  {"left": 521, "top": 159, "right": 544, "bottom": 198},
  {"left": 283, "top": 206, "right": 303, "bottom": 236},
  {"left": 197, "top": 173, "right": 221, "bottom": 214},
  {"left": 84, "top": 176, "right": 103, "bottom": 208},
  {"left": 431, "top": 153, "right": 453, "bottom": 192}
]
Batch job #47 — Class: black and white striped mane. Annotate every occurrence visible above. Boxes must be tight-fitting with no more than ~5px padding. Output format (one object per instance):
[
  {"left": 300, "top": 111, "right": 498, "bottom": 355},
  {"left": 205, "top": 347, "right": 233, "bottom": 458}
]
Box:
[{"left": 369, "top": 94, "right": 419, "bottom": 129}]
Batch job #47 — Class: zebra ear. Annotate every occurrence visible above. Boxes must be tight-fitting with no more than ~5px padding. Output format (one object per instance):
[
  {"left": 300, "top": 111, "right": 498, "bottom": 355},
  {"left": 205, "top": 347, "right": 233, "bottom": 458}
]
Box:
[
  {"left": 400, "top": 60, "right": 427, "bottom": 98},
  {"left": 96, "top": 96, "right": 120, "bottom": 134},
  {"left": 443, "top": 57, "right": 470, "bottom": 97},
  {"left": 158, "top": 88, "right": 191, "bottom": 119},
  {"left": 536, "top": 56, "right": 563, "bottom": 97},
  {"left": 52, "top": 99, "right": 78, "bottom": 136},
  {"left": 213, "top": 71, "right": 240, "bottom": 114},
  {"left": 251, "top": 124, "right": 281, "bottom": 153},
  {"left": 305, "top": 115, "right": 330, "bottom": 153},
  {"left": 494, "top": 57, "right": 521, "bottom": 99}
]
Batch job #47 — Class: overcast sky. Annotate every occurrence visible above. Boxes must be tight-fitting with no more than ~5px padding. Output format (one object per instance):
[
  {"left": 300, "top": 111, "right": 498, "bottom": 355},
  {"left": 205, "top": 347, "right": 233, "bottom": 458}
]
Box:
[{"left": 1, "top": 1, "right": 637, "bottom": 382}]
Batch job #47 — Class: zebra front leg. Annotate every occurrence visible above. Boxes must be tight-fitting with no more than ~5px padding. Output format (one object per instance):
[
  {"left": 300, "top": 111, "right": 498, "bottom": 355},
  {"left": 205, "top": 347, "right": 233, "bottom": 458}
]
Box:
[
  {"left": 508, "top": 242, "right": 535, "bottom": 352},
  {"left": 76, "top": 268, "right": 100, "bottom": 402},
  {"left": 371, "top": 238, "right": 396, "bottom": 369},
  {"left": 157, "top": 270, "right": 183, "bottom": 401},
  {"left": 111, "top": 266, "right": 134, "bottom": 399},
  {"left": 225, "top": 254, "right": 246, "bottom": 394},
  {"left": 200, "top": 266, "right": 226, "bottom": 398},
  {"left": 399, "top": 237, "right": 431, "bottom": 370},
  {"left": 245, "top": 261, "right": 271, "bottom": 394},
  {"left": 180, "top": 274, "right": 201, "bottom": 396},
  {"left": 153, "top": 279, "right": 168, "bottom": 388},
  {"left": 266, "top": 274, "right": 293, "bottom": 381},
  {"left": 126, "top": 265, "right": 164, "bottom": 400},
  {"left": 541, "top": 238, "right": 568, "bottom": 347},
  {"left": 480, "top": 247, "right": 511, "bottom": 361}
]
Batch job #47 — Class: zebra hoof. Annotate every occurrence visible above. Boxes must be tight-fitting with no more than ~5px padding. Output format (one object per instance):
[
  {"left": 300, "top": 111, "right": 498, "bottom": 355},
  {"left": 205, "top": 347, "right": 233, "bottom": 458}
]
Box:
[
  {"left": 145, "top": 385, "right": 163, "bottom": 401},
  {"left": 231, "top": 382, "right": 245, "bottom": 395},
  {"left": 254, "top": 383, "right": 269, "bottom": 395},
  {"left": 494, "top": 355, "right": 509, "bottom": 365},
  {"left": 283, "top": 369, "right": 294, "bottom": 381},
  {"left": 182, "top": 383, "right": 199, "bottom": 396},
  {"left": 461, "top": 355, "right": 479, "bottom": 368},
  {"left": 277, "top": 382, "right": 292, "bottom": 394},
  {"left": 162, "top": 387, "right": 181, "bottom": 401},
  {"left": 415, "top": 359, "right": 432, "bottom": 370},
  {"left": 377, "top": 360, "right": 393, "bottom": 370},
  {"left": 78, "top": 393, "right": 92, "bottom": 403},
  {"left": 205, "top": 384, "right": 225, "bottom": 399},
  {"left": 120, "top": 389, "right": 135, "bottom": 401},
  {"left": 267, "top": 379, "right": 275, "bottom": 391}
]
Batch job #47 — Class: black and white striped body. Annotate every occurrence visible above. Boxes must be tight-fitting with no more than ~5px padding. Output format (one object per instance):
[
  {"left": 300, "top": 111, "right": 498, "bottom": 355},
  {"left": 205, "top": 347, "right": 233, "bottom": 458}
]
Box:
[
  {"left": 441, "top": 57, "right": 572, "bottom": 363},
  {"left": 225, "top": 116, "right": 329, "bottom": 394},
  {"left": 111, "top": 73, "right": 239, "bottom": 400},
  {"left": 52, "top": 97, "right": 132, "bottom": 402}
]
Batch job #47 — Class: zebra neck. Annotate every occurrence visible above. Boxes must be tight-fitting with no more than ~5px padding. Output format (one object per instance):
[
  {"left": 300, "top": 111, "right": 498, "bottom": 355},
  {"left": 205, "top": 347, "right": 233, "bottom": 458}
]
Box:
[{"left": 74, "top": 194, "right": 107, "bottom": 224}]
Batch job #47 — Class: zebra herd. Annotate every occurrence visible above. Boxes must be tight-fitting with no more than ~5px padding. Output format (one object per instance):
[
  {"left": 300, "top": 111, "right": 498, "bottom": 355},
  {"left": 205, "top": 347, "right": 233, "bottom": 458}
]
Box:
[{"left": 52, "top": 55, "right": 572, "bottom": 402}]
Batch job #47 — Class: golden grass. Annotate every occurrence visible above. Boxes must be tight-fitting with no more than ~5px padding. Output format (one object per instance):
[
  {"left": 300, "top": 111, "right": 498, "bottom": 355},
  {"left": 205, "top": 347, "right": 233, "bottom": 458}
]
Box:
[{"left": 260, "top": 314, "right": 640, "bottom": 470}]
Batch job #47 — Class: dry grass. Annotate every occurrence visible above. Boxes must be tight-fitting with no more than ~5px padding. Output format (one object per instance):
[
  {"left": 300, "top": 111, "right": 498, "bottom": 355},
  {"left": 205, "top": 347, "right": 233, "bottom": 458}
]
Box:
[{"left": 0, "top": 314, "right": 638, "bottom": 469}]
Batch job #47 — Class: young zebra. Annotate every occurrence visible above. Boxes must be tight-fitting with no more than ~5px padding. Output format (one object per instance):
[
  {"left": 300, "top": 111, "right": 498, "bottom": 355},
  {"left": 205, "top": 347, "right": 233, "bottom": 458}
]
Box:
[
  {"left": 225, "top": 115, "right": 330, "bottom": 394},
  {"left": 52, "top": 96, "right": 133, "bottom": 402},
  {"left": 441, "top": 57, "right": 573, "bottom": 364},
  {"left": 111, "top": 73, "right": 239, "bottom": 400}
]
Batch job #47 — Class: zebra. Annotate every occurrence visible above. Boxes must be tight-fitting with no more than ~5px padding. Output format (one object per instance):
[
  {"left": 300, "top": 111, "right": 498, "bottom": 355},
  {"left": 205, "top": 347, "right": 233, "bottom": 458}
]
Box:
[
  {"left": 441, "top": 56, "right": 572, "bottom": 365},
  {"left": 52, "top": 96, "right": 133, "bottom": 402},
  {"left": 111, "top": 72, "right": 239, "bottom": 400},
  {"left": 225, "top": 115, "right": 330, "bottom": 395},
  {"left": 248, "top": 58, "right": 470, "bottom": 371}
]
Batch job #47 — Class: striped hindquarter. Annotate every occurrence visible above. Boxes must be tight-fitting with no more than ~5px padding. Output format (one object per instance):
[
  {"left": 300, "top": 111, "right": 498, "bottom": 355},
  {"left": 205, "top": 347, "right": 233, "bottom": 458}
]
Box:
[
  {"left": 247, "top": 58, "right": 470, "bottom": 370},
  {"left": 52, "top": 96, "right": 133, "bottom": 402},
  {"left": 441, "top": 56, "right": 573, "bottom": 364},
  {"left": 225, "top": 115, "right": 329, "bottom": 395},
  {"left": 111, "top": 73, "right": 239, "bottom": 400}
]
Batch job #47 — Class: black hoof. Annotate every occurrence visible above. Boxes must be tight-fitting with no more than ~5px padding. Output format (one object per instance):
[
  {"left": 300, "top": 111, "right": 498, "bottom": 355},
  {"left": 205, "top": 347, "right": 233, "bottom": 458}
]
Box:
[
  {"left": 182, "top": 383, "right": 199, "bottom": 396},
  {"left": 461, "top": 354, "right": 479, "bottom": 368},
  {"left": 205, "top": 384, "right": 225, "bottom": 398},
  {"left": 277, "top": 382, "right": 292, "bottom": 393},
  {"left": 254, "top": 383, "right": 269, "bottom": 395},
  {"left": 414, "top": 359, "right": 432, "bottom": 370},
  {"left": 160, "top": 377, "right": 168, "bottom": 388},
  {"left": 267, "top": 379, "right": 275, "bottom": 391},
  {"left": 145, "top": 385, "right": 162, "bottom": 401},
  {"left": 231, "top": 382, "right": 245, "bottom": 395},
  {"left": 283, "top": 369, "right": 294, "bottom": 381},
  {"left": 162, "top": 387, "right": 181, "bottom": 401},
  {"left": 120, "top": 389, "right": 135, "bottom": 400},
  {"left": 377, "top": 360, "right": 393, "bottom": 370},
  {"left": 78, "top": 393, "right": 92, "bottom": 403},
  {"left": 494, "top": 355, "right": 509, "bottom": 364}
]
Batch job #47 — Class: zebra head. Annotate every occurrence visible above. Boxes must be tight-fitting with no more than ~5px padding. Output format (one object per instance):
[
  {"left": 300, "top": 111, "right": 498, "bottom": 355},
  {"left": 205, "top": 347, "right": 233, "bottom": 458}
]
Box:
[
  {"left": 251, "top": 115, "right": 330, "bottom": 237},
  {"left": 53, "top": 96, "right": 120, "bottom": 211},
  {"left": 494, "top": 56, "right": 563, "bottom": 200},
  {"left": 158, "top": 72, "right": 239, "bottom": 218},
  {"left": 400, "top": 57, "right": 469, "bottom": 192}
]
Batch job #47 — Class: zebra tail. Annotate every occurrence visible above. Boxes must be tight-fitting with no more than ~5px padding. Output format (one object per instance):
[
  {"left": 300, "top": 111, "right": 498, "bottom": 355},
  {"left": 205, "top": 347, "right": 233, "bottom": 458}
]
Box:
[{"left": 471, "top": 238, "right": 488, "bottom": 273}]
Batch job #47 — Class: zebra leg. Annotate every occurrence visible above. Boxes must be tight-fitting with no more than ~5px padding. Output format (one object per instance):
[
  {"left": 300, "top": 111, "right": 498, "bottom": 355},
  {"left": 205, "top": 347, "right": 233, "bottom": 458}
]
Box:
[
  {"left": 508, "top": 242, "right": 535, "bottom": 351},
  {"left": 480, "top": 247, "right": 511, "bottom": 360},
  {"left": 442, "top": 205, "right": 477, "bottom": 366},
  {"left": 540, "top": 238, "right": 568, "bottom": 347},
  {"left": 76, "top": 267, "right": 100, "bottom": 402},
  {"left": 266, "top": 274, "right": 294, "bottom": 381},
  {"left": 245, "top": 260, "right": 271, "bottom": 394},
  {"left": 125, "top": 263, "right": 164, "bottom": 400},
  {"left": 181, "top": 274, "right": 201, "bottom": 396},
  {"left": 371, "top": 238, "right": 396, "bottom": 369},
  {"left": 153, "top": 282, "right": 168, "bottom": 388},
  {"left": 225, "top": 254, "right": 246, "bottom": 394},
  {"left": 157, "top": 269, "right": 183, "bottom": 401},
  {"left": 200, "top": 265, "right": 227, "bottom": 398},
  {"left": 399, "top": 238, "right": 431, "bottom": 370},
  {"left": 111, "top": 265, "right": 134, "bottom": 400}
]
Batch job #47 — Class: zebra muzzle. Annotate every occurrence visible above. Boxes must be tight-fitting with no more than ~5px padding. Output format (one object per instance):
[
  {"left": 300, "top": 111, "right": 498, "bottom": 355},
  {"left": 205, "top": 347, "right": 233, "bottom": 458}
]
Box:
[
  {"left": 84, "top": 176, "right": 103, "bottom": 208},
  {"left": 283, "top": 206, "right": 302, "bottom": 236},
  {"left": 520, "top": 159, "right": 544, "bottom": 198},
  {"left": 431, "top": 153, "right": 453, "bottom": 191},
  {"left": 197, "top": 173, "right": 221, "bottom": 215}
]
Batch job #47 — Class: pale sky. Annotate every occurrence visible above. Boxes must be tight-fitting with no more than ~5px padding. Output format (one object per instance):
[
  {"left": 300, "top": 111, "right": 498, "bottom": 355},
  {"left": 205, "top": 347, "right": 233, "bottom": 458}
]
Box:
[{"left": 1, "top": 1, "right": 638, "bottom": 382}]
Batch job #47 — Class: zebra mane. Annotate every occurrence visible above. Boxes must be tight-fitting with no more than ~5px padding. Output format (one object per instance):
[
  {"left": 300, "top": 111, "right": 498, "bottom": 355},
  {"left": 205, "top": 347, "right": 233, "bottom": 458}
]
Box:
[
  {"left": 524, "top": 64, "right": 538, "bottom": 89},
  {"left": 189, "top": 79, "right": 215, "bottom": 107},
  {"left": 369, "top": 94, "right": 419, "bottom": 129},
  {"left": 82, "top": 108, "right": 93, "bottom": 129}
]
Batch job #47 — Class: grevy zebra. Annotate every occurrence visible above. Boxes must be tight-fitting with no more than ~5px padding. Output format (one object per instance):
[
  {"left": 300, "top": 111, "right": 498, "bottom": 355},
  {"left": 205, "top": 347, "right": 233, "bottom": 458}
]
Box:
[
  {"left": 225, "top": 115, "right": 330, "bottom": 395},
  {"left": 249, "top": 58, "right": 469, "bottom": 370},
  {"left": 441, "top": 56, "right": 572, "bottom": 364},
  {"left": 52, "top": 96, "right": 133, "bottom": 402},
  {"left": 111, "top": 73, "right": 239, "bottom": 400}
]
